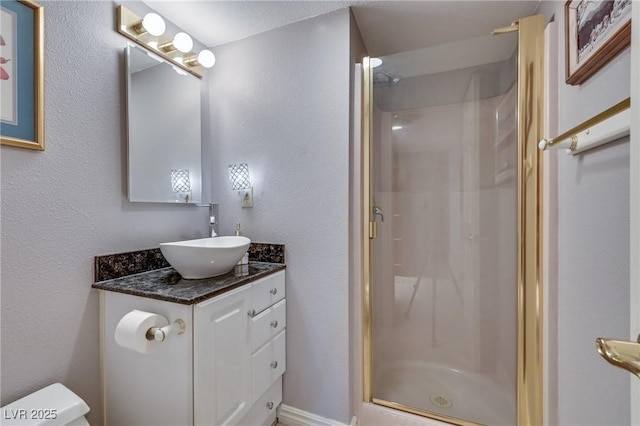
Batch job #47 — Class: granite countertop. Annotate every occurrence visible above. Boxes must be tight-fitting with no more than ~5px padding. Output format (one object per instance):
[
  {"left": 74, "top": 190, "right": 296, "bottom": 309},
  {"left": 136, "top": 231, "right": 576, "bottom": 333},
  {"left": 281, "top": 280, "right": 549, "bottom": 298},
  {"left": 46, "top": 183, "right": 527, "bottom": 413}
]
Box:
[
  {"left": 92, "top": 242, "right": 286, "bottom": 305},
  {"left": 92, "top": 262, "right": 285, "bottom": 305}
]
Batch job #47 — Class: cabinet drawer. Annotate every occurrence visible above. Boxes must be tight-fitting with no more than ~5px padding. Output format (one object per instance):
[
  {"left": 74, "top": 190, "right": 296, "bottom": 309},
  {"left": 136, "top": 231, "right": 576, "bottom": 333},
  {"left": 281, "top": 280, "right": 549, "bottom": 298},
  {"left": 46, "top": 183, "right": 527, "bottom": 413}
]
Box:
[
  {"left": 252, "top": 330, "right": 286, "bottom": 400},
  {"left": 251, "top": 271, "right": 285, "bottom": 314},
  {"left": 237, "top": 377, "right": 282, "bottom": 426},
  {"left": 251, "top": 299, "right": 286, "bottom": 353},
  {"left": 272, "top": 298, "right": 286, "bottom": 335}
]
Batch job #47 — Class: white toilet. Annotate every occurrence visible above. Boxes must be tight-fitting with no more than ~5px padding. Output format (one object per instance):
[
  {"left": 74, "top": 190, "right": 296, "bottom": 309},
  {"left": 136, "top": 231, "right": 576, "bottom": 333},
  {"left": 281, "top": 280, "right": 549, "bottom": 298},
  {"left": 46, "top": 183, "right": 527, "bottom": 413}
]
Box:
[{"left": 1, "top": 383, "right": 89, "bottom": 425}]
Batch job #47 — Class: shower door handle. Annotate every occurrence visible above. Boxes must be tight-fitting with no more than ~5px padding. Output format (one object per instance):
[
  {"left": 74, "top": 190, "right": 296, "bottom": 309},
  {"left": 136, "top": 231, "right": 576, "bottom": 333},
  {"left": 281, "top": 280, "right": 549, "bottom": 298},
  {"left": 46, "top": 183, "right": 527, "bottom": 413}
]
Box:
[
  {"left": 373, "top": 206, "right": 384, "bottom": 222},
  {"left": 370, "top": 206, "right": 384, "bottom": 239},
  {"left": 596, "top": 334, "right": 640, "bottom": 378}
]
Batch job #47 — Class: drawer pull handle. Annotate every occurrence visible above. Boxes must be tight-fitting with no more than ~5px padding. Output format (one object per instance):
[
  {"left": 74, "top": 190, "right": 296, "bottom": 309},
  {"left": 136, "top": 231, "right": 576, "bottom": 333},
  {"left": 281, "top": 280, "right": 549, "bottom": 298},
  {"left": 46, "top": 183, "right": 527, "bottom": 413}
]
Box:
[
  {"left": 266, "top": 401, "right": 274, "bottom": 410},
  {"left": 247, "top": 310, "right": 256, "bottom": 318},
  {"left": 271, "top": 320, "right": 278, "bottom": 328},
  {"left": 271, "top": 361, "right": 278, "bottom": 369},
  {"left": 270, "top": 288, "right": 278, "bottom": 295}
]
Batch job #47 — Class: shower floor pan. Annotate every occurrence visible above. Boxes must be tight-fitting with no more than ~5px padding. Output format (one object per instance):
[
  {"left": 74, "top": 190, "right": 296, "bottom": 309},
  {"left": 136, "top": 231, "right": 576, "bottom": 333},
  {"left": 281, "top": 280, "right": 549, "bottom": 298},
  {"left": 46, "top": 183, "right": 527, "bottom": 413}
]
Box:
[{"left": 373, "top": 361, "right": 515, "bottom": 425}]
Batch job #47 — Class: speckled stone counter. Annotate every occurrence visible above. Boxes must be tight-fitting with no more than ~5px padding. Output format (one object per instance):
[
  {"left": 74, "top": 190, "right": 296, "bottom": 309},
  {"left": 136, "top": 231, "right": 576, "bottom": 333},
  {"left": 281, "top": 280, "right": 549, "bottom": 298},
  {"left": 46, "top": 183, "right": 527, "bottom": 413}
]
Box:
[
  {"left": 92, "top": 262, "right": 285, "bottom": 305},
  {"left": 92, "top": 242, "right": 285, "bottom": 305},
  {"left": 94, "top": 242, "right": 285, "bottom": 282}
]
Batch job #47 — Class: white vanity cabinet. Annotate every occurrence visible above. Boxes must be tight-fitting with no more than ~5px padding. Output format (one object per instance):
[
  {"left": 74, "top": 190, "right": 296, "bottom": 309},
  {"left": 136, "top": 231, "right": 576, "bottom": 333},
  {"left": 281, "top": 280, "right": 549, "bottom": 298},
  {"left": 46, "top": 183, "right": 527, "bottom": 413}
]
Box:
[
  {"left": 194, "top": 285, "right": 252, "bottom": 426},
  {"left": 101, "top": 270, "right": 286, "bottom": 426}
]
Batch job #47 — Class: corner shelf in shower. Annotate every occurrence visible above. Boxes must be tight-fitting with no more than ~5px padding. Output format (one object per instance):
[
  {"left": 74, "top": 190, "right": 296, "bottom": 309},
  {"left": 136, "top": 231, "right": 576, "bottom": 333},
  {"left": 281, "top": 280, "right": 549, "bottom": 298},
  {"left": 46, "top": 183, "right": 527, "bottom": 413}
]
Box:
[
  {"left": 495, "top": 86, "right": 516, "bottom": 142},
  {"left": 495, "top": 128, "right": 516, "bottom": 149},
  {"left": 495, "top": 169, "right": 516, "bottom": 186}
]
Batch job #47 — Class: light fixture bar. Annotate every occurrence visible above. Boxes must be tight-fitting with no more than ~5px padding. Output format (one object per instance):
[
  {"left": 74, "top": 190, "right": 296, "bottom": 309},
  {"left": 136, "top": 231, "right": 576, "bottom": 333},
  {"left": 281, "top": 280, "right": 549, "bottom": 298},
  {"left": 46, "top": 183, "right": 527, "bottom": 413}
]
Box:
[{"left": 116, "top": 5, "right": 206, "bottom": 78}]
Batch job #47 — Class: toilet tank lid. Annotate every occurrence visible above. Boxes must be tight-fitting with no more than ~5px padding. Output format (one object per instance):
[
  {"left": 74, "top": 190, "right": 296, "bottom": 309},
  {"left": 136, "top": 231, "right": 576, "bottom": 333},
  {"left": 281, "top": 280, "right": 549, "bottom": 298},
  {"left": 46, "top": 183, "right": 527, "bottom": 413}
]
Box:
[{"left": 1, "top": 383, "right": 89, "bottom": 425}]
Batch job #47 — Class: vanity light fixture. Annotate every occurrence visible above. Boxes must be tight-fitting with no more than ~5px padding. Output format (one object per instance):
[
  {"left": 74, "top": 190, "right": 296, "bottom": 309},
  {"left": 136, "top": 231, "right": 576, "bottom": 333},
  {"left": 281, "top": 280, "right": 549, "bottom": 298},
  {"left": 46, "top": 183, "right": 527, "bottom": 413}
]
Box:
[
  {"left": 184, "top": 50, "right": 216, "bottom": 69},
  {"left": 228, "top": 163, "right": 253, "bottom": 208},
  {"left": 171, "top": 169, "right": 191, "bottom": 202},
  {"left": 133, "top": 12, "right": 166, "bottom": 37},
  {"left": 159, "top": 32, "right": 193, "bottom": 54},
  {"left": 116, "top": 5, "right": 215, "bottom": 78}
]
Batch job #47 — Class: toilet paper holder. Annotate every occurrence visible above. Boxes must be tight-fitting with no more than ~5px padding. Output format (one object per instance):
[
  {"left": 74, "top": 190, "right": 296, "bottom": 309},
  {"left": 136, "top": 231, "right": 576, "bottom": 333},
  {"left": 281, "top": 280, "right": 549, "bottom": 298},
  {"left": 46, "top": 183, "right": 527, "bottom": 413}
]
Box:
[{"left": 145, "top": 318, "right": 186, "bottom": 342}]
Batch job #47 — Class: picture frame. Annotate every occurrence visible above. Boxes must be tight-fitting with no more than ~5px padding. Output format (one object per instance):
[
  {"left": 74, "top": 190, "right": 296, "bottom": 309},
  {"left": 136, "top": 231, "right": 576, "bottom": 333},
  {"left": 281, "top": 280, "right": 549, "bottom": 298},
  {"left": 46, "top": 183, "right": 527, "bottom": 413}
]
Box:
[
  {"left": 0, "top": 0, "right": 44, "bottom": 150},
  {"left": 565, "top": 0, "right": 631, "bottom": 86}
]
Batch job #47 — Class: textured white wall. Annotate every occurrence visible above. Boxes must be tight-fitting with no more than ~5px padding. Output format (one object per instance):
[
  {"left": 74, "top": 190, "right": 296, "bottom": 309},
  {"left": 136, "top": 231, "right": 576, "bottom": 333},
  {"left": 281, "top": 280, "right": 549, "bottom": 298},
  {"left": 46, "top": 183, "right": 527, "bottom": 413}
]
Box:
[
  {"left": 0, "top": 2, "right": 210, "bottom": 424},
  {"left": 536, "top": 4, "right": 631, "bottom": 425},
  {"left": 208, "top": 9, "right": 352, "bottom": 423}
]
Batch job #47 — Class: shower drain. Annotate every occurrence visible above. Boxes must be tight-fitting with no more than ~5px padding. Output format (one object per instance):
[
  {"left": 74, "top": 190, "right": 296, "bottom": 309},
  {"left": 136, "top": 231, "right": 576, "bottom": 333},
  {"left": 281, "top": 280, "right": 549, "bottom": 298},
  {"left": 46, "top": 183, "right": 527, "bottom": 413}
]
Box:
[{"left": 429, "top": 394, "right": 452, "bottom": 409}]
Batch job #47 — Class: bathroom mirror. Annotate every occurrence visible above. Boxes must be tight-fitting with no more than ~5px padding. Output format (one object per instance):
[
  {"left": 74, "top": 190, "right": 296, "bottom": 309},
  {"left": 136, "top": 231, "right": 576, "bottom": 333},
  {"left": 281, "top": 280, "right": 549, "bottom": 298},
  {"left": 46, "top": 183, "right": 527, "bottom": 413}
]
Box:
[{"left": 126, "top": 44, "right": 202, "bottom": 203}]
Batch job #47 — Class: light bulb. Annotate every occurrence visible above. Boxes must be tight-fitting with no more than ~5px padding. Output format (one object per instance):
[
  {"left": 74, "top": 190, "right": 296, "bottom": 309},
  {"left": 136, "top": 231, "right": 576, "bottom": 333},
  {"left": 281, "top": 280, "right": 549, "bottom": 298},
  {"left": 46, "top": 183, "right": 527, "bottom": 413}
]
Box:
[
  {"left": 198, "top": 50, "right": 216, "bottom": 68},
  {"left": 173, "top": 32, "right": 193, "bottom": 53},
  {"left": 141, "top": 13, "right": 165, "bottom": 37}
]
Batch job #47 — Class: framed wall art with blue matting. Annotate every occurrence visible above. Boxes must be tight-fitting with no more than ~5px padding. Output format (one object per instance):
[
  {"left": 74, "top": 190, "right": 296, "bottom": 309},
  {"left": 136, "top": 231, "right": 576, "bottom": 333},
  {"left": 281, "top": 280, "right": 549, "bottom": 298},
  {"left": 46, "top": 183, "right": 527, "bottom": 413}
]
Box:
[{"left": 0, "top": 0, "right": 43, "bottom": 150}]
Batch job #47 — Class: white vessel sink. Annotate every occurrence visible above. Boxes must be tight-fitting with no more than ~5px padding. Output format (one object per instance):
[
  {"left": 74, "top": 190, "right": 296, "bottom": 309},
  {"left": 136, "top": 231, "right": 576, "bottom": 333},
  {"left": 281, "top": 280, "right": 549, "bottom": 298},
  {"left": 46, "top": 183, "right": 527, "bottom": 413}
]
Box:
[{"left": 160, "top": 236, "right": 251, "bottom": 279}]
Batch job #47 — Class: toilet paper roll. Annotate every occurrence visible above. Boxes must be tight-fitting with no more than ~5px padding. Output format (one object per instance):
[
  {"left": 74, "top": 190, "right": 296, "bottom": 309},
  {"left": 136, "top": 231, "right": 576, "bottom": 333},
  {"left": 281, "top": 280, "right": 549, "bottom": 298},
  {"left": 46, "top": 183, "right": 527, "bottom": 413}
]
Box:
[{"left": 114, "top": 310, "right": 169, "bottom": 353}]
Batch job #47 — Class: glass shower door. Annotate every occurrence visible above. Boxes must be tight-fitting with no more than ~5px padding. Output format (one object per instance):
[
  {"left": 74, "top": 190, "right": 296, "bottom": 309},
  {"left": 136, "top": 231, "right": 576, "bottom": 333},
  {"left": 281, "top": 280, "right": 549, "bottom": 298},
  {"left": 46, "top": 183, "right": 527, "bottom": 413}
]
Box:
[{"left": 369, "top": 32, "right": 519, "bottom": 426}]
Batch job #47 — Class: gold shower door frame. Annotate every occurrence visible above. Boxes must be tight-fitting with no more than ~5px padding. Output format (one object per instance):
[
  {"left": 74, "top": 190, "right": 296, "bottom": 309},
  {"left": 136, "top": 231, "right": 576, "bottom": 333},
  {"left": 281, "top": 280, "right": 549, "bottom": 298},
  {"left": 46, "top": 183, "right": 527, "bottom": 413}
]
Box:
[{"left": 361, "top": 15, "right": 545, "bottom": 426}]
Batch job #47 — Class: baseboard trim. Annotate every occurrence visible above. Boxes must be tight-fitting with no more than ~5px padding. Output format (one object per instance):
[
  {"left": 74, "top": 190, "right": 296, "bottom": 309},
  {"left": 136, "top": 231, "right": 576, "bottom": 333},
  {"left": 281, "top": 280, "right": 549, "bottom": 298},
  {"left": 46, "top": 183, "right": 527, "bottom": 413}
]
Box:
[{"left": 277, "top": 404, "right": 348, "bottom": 426}]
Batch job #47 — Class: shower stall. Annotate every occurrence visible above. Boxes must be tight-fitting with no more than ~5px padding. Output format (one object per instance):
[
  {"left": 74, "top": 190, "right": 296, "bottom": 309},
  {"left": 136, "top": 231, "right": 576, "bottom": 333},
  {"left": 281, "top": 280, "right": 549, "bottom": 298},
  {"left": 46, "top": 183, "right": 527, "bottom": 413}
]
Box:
[{"left": 361, "top": 15, "right": 544, "bottom": 426}]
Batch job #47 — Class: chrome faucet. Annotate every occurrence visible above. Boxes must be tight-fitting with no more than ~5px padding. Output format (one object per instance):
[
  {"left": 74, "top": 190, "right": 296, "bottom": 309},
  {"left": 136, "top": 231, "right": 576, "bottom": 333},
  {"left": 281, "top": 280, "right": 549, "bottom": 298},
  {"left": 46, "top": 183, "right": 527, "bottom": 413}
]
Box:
[{"left": 209, "top": 203, "right": 219, "bottom": 237}]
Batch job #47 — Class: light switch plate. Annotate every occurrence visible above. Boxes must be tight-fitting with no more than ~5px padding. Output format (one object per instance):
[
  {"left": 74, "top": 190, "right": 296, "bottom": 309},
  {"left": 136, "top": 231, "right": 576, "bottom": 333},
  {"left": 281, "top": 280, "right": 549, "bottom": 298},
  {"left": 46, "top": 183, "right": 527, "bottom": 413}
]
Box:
[{"left": 241, "top": 187, "right": 253, "bottom": 208}]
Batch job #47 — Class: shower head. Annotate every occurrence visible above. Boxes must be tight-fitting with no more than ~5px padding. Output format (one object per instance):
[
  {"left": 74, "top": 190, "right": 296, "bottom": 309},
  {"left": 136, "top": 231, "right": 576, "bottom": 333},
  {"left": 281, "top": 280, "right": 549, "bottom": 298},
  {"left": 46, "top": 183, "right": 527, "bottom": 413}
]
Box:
[
  {"left": 388, "top": 74, "right": 402, "bottom": 85},
  {"left": 373, "top": 70, "right": 402, "bottom": 87}
]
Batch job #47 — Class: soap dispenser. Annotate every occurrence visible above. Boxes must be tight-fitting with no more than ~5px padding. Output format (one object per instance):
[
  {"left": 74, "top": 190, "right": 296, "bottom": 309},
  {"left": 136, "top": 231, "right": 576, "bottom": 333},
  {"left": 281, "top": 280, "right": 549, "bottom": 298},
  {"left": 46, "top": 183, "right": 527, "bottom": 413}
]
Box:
[{"left": 236, "top": 223, "right": 249, "bottom": 266}]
